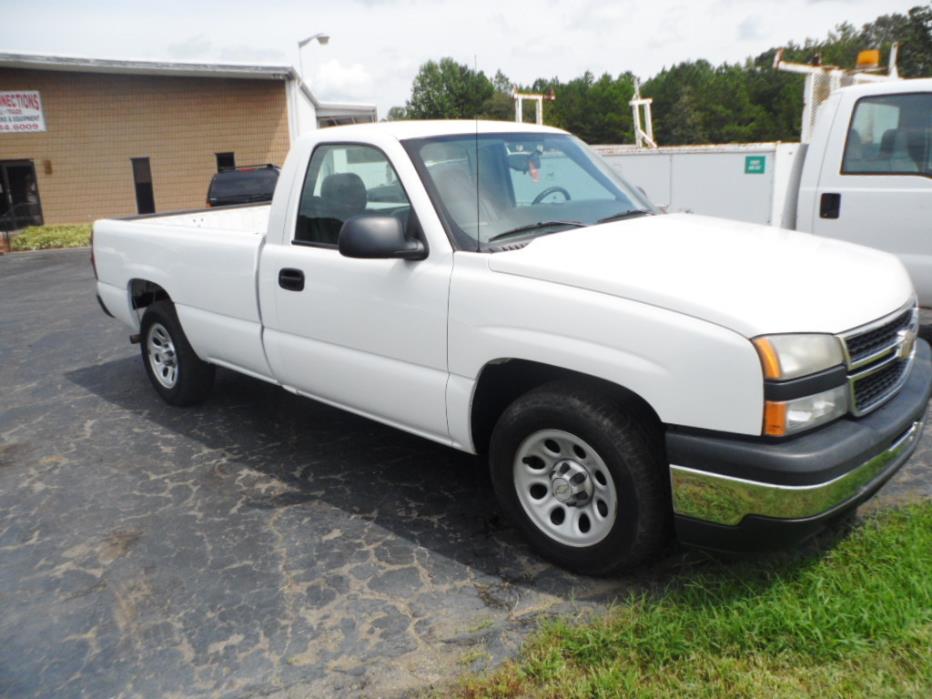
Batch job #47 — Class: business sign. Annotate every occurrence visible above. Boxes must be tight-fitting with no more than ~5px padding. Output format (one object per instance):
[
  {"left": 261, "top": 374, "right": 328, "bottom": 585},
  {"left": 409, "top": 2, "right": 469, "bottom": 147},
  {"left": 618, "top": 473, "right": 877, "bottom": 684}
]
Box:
[
  {"left": 0, "top": 91, "right": 46, "bottom": 133},
  {"left": 744, "top": 155, "right": 766, "bottom": 174}
]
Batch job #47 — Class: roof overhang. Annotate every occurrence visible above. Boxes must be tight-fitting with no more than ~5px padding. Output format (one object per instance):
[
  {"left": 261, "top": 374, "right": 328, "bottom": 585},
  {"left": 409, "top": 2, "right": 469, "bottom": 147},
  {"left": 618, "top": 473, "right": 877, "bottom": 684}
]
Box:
[
  {"left": 291, "top": 75, "right": 377, "bottom": 122},
  {"left": 0, "top": 52, "right": 294, "bottom": 80}
]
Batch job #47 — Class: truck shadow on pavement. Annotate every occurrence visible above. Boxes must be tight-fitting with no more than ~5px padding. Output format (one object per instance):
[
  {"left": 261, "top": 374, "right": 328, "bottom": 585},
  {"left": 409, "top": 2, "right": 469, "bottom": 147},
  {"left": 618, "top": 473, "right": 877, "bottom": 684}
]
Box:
[
  {"left": 66, "top": 357, "right": 593, "bottom": 589},
  {"left": 65, "top": 356, "right": 855, "bottom": 600}
]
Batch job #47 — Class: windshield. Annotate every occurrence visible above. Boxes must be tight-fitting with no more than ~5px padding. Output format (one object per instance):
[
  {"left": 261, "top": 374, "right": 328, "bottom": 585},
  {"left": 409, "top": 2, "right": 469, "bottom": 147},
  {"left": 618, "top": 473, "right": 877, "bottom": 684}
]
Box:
[{"left": 403, "top": 132, "right": 654, "bottom": 250}]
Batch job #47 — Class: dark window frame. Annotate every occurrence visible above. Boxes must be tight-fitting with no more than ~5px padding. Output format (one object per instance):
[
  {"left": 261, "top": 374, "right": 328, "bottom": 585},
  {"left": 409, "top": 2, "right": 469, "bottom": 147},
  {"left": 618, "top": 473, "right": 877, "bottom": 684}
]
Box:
[
  {"left": 292, "top": 141, "right": 428, "bottom": 255},
  {"left": 131, "top": 157, "right": 155, "bottom": 215},
  {"left": 840, "top": 92, "right": 932, "bottom": 180},
  {"left": 216, "top": 152, "right": 236, "bottom": 172}
]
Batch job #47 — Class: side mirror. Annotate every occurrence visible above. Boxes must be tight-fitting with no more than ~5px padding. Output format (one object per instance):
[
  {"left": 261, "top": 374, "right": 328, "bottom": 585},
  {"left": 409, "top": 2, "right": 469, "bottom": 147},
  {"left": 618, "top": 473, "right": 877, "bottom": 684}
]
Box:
[{"left": 338, "top": 215, "right": 427, "bottom": 261}]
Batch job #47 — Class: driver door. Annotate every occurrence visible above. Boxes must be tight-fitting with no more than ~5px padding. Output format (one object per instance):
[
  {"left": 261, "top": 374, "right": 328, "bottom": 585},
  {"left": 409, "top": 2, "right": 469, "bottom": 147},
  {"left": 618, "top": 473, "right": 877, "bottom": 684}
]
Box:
[{"left": 259, "top": 142, "right": 453, "bottom": 443}]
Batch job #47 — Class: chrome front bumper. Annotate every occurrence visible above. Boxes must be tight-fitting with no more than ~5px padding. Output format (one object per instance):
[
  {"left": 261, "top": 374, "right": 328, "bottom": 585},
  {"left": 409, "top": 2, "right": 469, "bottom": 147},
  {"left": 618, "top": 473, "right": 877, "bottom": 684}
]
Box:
[
  {"left": 666, "top": 339, "right": 931, "bottom": 550},
  {"left": 670, "top": 419, "right": 922, "bottom": 526}
]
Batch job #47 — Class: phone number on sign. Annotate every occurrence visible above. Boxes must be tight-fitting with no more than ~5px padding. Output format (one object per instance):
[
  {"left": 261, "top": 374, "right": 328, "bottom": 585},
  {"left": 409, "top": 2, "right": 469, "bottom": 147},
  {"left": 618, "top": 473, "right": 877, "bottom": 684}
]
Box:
[{"left": 0, "top": 123, "right": 43, "bottom": 132}]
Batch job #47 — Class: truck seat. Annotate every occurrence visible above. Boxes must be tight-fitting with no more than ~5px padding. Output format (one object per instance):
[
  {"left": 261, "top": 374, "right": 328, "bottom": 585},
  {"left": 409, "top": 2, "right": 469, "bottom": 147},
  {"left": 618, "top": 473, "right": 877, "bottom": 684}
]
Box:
[{"left": 302, "top": 173, "right": 369, "bottom": 245}]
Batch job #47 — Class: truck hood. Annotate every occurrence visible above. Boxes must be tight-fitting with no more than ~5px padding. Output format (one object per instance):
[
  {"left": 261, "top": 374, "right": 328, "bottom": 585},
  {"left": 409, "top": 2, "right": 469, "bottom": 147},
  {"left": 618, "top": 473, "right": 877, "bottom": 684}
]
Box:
[{"left": 487, "top": 213, "right": 914, "bottom": 337}]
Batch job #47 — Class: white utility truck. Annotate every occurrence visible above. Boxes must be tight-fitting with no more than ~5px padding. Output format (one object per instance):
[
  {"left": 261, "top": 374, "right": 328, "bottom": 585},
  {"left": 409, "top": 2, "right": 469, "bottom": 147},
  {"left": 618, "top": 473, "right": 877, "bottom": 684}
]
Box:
[
  {"left": 93, "top": 120, "right": 932, "bottom": 574},
  {"left": 596, "top": 76, "right": 932, "bottom": 303}
]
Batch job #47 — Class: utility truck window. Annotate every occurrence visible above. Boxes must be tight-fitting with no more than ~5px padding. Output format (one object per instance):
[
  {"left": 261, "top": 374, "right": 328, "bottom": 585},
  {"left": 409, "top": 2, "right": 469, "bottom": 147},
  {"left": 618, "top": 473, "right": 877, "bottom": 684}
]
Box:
[
  {"left": 405, "top": 132, "right": 653, "bottom": 251},
  {"left": 843, "top": 94, "right": 932, "bottom": 177},
  {"left": 295, "top": 144, "right": 411, "bottom": 247}
]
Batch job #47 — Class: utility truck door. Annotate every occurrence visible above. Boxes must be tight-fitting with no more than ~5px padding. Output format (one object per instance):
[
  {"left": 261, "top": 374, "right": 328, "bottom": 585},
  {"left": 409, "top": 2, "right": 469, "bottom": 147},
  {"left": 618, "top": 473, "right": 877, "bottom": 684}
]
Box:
[{"left": 809, "top": 90, "right": 932, "bottom": 303}]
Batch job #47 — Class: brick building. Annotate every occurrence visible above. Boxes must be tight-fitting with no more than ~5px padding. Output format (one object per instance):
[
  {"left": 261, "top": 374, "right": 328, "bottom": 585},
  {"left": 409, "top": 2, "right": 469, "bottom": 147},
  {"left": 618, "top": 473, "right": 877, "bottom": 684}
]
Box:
[{"left": 0, "top": 53, "right": 376, "bottom": 228}]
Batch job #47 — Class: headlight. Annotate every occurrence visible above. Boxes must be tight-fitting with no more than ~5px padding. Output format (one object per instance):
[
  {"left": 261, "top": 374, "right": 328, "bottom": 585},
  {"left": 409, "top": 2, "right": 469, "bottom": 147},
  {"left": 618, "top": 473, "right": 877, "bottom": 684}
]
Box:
[
  {"left": 753, "top": 334, "right": 848, "bottom": 436},
  {"left": 763, "top": 385, "right": 849, "bottom": 436},
  {"left": 753, "top": 334, "right": 845, "bottom": 380}
]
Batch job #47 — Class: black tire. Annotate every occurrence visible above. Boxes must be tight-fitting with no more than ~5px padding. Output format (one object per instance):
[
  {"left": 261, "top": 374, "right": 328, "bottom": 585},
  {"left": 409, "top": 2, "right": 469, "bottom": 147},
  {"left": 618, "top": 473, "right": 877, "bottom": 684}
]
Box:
[
  {"left": 140, "top": 300, "right": 215, "bottom": 406},
  {"left": 489, "top": 381, "right": 670, "bottom": 575}
]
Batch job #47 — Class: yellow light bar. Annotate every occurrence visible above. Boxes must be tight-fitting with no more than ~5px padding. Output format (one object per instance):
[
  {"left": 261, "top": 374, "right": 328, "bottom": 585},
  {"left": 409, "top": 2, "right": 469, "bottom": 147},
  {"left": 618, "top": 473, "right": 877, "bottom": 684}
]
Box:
[{"left": 857, "top": 49, "right": 880, "bottom": 69}]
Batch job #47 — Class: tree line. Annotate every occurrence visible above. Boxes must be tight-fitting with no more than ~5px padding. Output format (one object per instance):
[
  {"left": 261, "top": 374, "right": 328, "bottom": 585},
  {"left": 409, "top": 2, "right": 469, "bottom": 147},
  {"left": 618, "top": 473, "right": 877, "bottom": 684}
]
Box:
[{"left": 386, "top": 3, "right": 932, "bottom": 145}]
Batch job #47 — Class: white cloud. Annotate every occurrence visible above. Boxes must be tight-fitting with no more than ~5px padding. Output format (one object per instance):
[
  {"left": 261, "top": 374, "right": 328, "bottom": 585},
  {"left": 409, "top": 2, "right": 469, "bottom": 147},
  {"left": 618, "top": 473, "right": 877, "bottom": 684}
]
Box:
[
  {"left": 738, "top": 16, "right": 768, "bottom": 41},
  {"left": 218, "top": 45, "right": 287, "bottom": 63},
  {"left": 311, "top": 58, "right": 376, "bottom": 102},
  {"left": 167, "top": 34, "right": 212, "bottom": 59}
]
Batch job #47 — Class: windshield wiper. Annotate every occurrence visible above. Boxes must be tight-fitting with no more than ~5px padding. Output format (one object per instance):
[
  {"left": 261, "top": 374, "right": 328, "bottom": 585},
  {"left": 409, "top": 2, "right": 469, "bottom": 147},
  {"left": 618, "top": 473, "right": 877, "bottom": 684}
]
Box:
[
  {"left": 596, "top": 209, "right": 653, "bottom": 224},
  {"left": 487, "top": 220, "right": 585, "bottom": 243}
]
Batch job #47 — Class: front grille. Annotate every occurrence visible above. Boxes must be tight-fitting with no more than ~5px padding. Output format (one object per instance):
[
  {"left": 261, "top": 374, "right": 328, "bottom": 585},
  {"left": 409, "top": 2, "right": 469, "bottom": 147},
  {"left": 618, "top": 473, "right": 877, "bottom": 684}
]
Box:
[
  {"left": 841, "top": 302, "right": 918, "bottom": 416},
  {"left": 852, "top": 360, "right": 908, "bottom": 413},
  {"left": 844, "top": 309, "right": 912, "bottom": 364}
]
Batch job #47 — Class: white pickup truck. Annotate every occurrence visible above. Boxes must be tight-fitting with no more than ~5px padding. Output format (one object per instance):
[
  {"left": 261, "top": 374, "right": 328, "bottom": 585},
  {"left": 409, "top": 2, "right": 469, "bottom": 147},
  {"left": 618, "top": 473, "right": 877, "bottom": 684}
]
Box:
[
  {"left": 93, "top": 120, "right": 932, "bottom": 574},
  {"left": 597, "top": 79, "right": 932, "bottom": 302}
]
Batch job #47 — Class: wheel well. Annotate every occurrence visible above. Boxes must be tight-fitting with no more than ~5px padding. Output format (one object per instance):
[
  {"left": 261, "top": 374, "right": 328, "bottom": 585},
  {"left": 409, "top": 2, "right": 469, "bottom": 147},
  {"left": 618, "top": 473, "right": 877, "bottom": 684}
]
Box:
[
  {"left": 470, "top": 359, "right": 662, "bottom": 454},
  {"left": 129, "top": 279, "right": 170, "bottom": 311}
]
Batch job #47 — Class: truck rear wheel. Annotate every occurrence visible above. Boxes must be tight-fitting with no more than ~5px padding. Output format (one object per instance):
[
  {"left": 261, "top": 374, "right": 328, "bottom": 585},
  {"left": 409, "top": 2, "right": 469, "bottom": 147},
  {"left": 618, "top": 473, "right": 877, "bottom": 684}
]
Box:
[
  {"left": 489, "top": 381, "right": 669, "bottom": 575},
  {"left": 140, "top": 301, "right": 215, "bottom": 406}
]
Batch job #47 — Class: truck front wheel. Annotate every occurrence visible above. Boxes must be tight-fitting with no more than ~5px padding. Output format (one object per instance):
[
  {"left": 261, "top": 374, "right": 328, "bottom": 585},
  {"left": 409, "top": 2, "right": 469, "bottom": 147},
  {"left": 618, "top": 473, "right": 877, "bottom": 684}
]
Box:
[
  {"left": 140, "top": 301, "right": 215, "bottom": 406},
  {"left": 489, "top": 382, "right": 669, "bottom": 575}
]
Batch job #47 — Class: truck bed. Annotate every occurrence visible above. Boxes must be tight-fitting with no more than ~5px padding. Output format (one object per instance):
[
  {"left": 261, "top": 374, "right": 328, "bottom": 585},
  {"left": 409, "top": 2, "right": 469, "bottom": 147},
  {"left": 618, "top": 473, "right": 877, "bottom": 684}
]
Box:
[
  {"left": 139, "top": 204, "right": 271, "bottom": 233},
  {"left": 93, "top": 203, "right": 274, "bottom": 382}
]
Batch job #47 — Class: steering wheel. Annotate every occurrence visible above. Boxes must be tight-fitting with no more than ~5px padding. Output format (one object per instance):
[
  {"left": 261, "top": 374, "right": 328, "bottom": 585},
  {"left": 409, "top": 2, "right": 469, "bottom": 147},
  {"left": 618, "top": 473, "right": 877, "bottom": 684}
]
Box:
[{"left": 532, "top": 186, "right": 572, "bottom": 204}]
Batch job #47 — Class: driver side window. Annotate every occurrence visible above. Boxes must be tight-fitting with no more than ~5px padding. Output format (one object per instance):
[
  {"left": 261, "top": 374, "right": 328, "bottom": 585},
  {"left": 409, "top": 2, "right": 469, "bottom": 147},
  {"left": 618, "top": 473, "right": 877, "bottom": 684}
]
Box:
[
  {"left": 295, "top": 144, "right": 411, "bottom": 246},
  {"left": 842, "top": 94, "right": 932, "bottom": 176}
]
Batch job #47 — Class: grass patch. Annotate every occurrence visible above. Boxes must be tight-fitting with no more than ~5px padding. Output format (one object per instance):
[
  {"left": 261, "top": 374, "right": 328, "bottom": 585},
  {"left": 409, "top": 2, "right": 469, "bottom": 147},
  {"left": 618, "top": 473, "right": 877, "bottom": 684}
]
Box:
[
  {"left": 456, "top": 503, "right": 932, "bottom": 698},
  {"left": 11, "top": 224, "right": 92, "bottom": 251}
]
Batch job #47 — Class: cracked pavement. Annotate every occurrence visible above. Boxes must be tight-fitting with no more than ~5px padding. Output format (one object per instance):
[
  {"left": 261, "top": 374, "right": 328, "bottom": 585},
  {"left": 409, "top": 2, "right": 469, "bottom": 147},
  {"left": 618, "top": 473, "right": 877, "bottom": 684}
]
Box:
[{"left": 1, "top": 248, "right": 930, "bottom": 698}]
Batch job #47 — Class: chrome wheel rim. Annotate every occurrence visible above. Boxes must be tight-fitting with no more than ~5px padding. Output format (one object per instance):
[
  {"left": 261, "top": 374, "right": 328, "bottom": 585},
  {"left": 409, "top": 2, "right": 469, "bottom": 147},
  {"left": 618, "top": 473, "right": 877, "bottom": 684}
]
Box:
[
  {"left": 513, "top": 429, "right": 618, "bottom": 548},
  {"left": 147, "top": 322, "right": 178, "bottom": 389}
]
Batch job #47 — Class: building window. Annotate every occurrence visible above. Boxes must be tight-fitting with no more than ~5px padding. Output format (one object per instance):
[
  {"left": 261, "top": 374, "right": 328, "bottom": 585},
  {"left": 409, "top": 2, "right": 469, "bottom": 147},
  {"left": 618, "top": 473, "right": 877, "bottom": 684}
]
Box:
[
  {"left": 216, "top": 152, "right": 236, "bottom": 172},
  {"left": 131, "top": 157, "right": 155, "bottom": 215}
]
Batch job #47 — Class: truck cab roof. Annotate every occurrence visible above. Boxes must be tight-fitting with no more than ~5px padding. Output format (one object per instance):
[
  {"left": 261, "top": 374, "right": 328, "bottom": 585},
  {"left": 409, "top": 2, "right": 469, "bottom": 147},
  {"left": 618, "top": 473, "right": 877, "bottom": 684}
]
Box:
[
  {"left": 298, "top": 119, "right": 567, "bottom": 145},
  {"left": 835, "top": 76, "right": 932, "bottom": 98}
]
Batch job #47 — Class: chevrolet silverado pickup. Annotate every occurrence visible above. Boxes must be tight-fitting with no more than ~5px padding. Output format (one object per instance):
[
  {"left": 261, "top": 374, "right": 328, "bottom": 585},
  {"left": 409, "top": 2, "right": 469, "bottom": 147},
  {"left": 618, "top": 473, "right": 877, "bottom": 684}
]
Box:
[{"left": 92, "top": 120, "right": 932, "bottom": 574}]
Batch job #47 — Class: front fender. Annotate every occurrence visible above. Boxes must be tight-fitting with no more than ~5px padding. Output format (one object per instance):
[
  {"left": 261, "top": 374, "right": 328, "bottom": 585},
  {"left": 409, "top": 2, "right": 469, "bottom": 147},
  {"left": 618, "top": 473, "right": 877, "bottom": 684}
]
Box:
[{"left": 447, "top": 258, "right": 764, "bottom": 447}]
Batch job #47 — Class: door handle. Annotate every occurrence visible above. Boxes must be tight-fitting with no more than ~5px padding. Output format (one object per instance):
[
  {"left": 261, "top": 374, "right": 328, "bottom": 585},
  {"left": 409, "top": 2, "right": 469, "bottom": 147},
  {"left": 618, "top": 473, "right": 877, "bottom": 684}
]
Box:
[
  {"left": 820, "top": 193, "right": 841, "bottom": 219},
  {"left": 278, "top": 268, "right": 305, "bottom": 292}
]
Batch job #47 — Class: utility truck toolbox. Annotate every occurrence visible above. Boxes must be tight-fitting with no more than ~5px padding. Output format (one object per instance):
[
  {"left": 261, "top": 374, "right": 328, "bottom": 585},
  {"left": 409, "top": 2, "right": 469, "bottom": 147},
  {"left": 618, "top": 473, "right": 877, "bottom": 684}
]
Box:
[{"left": 92, "top": 120, "right": 932, "bottom": 575}]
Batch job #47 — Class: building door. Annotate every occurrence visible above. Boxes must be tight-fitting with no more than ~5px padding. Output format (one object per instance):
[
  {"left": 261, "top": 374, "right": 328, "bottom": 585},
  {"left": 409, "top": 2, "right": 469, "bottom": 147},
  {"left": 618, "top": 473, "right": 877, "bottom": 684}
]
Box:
[
  {"left": 0, "top": 160, "right": 43, "bottom": 231},
  {"left": 131, "top": 157, "right": 155, "bottom": 214}
]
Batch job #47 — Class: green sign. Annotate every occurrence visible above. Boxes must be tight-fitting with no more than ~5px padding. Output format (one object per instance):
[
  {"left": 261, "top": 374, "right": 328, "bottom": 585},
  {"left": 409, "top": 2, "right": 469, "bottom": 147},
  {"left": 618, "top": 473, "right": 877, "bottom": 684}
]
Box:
[{"left": 745, "top": 155, "right": 766, "bottom": 174}]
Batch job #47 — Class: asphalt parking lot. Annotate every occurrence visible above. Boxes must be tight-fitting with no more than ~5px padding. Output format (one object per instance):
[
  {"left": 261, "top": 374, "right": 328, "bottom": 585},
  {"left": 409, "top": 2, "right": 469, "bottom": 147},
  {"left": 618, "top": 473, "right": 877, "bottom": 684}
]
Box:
[{"left": 1, "top": 248, "right": 930, "bottom": 698}]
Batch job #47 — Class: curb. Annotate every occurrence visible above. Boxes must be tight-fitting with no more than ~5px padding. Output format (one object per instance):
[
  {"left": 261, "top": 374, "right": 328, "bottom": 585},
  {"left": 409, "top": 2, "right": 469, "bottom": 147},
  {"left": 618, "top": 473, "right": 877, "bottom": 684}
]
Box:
[{"left": 0, "top": 246, "right": 91, "bottom": 257}]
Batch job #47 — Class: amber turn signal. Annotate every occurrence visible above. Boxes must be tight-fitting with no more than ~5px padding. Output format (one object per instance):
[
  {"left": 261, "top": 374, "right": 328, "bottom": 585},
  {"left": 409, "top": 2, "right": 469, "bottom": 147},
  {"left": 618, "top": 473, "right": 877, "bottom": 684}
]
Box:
[
  {"left": 753, "top": 338, "right": 782, "bottom": 380},
  {"left": 764, "top": 401, "right": 788, "bottom": 437}
]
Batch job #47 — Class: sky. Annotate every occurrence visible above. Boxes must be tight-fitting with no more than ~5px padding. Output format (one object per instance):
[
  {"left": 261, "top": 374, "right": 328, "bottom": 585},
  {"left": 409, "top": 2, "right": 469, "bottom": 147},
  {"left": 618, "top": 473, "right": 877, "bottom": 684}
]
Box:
[{"left": 0, "top": 0, "right": 921, "bottom": 117}]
